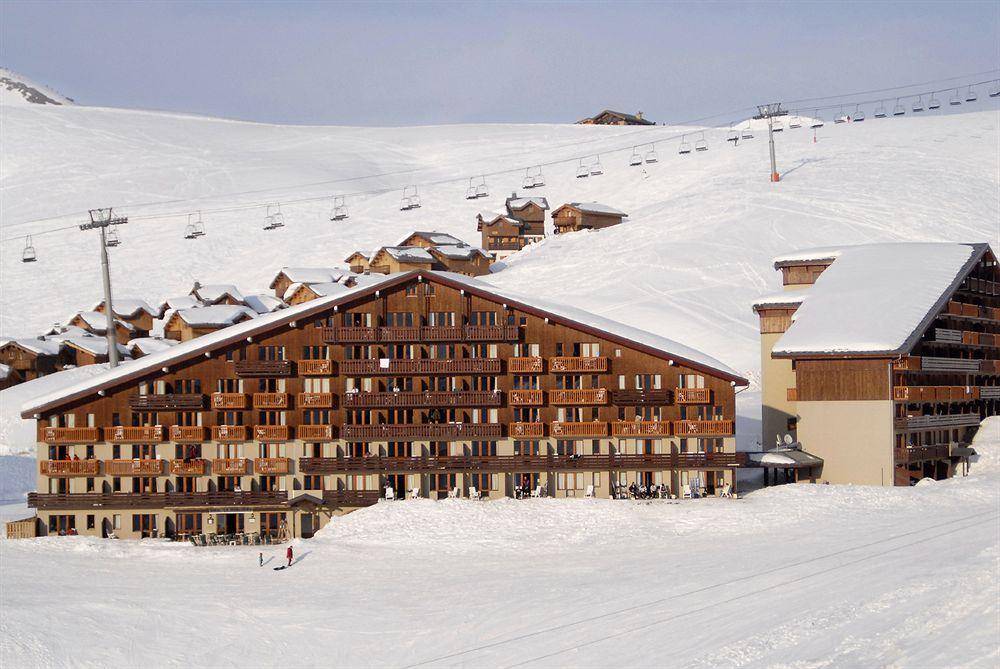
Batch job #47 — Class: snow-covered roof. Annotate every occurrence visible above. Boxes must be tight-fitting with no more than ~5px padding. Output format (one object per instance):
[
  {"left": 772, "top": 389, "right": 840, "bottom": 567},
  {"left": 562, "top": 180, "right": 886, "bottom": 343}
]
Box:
[
  {"left": 63, "top": 337, "right": 130, "bottom": 357},
  {"left": 559, "top": 202, "right": 627, "bottom": 216},
  {"left": 752, "top": 289, "right": 808, "bottom": 310},
  {"left": 127, "top": 337, "right": 180, "bottom": 356},
  {"left": 748, "top": 448, "right": 824, "bottom": 467},
  {"left": 431, "top": 244, "right": 489, "bottom": 261},
  {"left": 44, "top": 325, "right": 92, "bottom": 340},
  {"left": 192, "top": 284, "right": 244, "bottom": 304},
  {"left": 477, "top": 210, "right": 512, "bottom": 223},
  {"left": 507, "top": 197, "right": 549, "bottom": 211},
  {"left": 89, "top": 298, "right": 159, "bottom": 319},
  {"left": 772, "top": 243, "right": 987, "bottom": 356},
  {"left": 379, "top": 246, "right": 436, "bottom": 264},
  {"left": 159, "top": 295, "right": 203, "bottom": 312},
  {"left": 243, "top": 293, "right": 287, "bottom": 314},
  {"left": 21, "top": 271, "right": 745, "bottom": 417},
  {"left": 173, "top": 305, "right": 257, "bottom": 328},
  {"left": 396, "top": 231, "right": 463, "bottom": 246},
  {"left": 0, "top": 337, "right": 64, "bottom": 357},
  {"left": 70, "top": 311, "right": 135, "bottom": 332},
  {"left": 270, "top": 267, "right": 346, "bottom": 288},
  {"left": 285, "top": 282, "right": 352, "bottom": 301},
  {"left": 772, "top": 247, "right": 843, "bottom": 267},
  {"left": 344, "top": 251, "right": 369, "bottom": 262}
]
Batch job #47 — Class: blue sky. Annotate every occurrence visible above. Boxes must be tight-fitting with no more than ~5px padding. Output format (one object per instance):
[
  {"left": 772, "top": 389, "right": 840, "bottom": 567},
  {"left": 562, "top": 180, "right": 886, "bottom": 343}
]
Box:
[{"left": 3, "top": 1, "right": 998, "bottom": 125}]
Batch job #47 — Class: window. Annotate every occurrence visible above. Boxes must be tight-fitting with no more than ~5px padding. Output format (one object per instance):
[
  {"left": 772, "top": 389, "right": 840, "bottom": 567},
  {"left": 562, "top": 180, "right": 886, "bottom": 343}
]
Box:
[
  {"left": 86, "top": 514, "right": 95, "bottom": 530},
  {"left": 427, "top": 311, "right": 455, "bottom": 326},
  {"left": 556, "top": 440, "right": 580, "bottom": 456},
  {"left": 680, "top": 374, "right": 705, "bottom": 389},
  {"left": 424, "top": 283, "right": 436, "bottom": 296},
  {"left": 470, "top": 441, "right": 496, "bottom": 456},
  {"left": 635, "top": 374, "right": 662, "bottom": 390},
  {"left": 176, "top": 513, "right": 202, "bottom": 534},
  {"left": 176, "top": 379, "right": 201, "bottom": 394},
  {"left": 303, "top": 475, "right": 324, "bottom": 490},
  {"left": 405, "top": 284, "right": 418, "bottom": 297},
  {"left": 86, "top": 478, "right": 95, "bottom": 492},
  {"left": 302, "top": 345, "right": 328, "bottom": 360},
  {"left": 385, "top": 312, "right": 415, "bottom": 327},
  {"left": 259, "top": 346, "right": 285, "bottom": 361},
  {"left": 513, "top": 440, "right": 539, "bottom": 456},
  {"left": 469, "top": 473, "right": 496, "bottom": 492},
  {"left": 557, "top": 473, "right": 585, "bottom": 491},
  {"left": 303, "top": 409, "right": 331, "bottom": 425},
  {"left": 113, "top": 514, "right": 121, "bottom": 530},
  {"left": 513, "top": 375, "right": 539, "bottom": 390},
  {"left": 469, "top": 311, "right": 498, "bottom": 326}
]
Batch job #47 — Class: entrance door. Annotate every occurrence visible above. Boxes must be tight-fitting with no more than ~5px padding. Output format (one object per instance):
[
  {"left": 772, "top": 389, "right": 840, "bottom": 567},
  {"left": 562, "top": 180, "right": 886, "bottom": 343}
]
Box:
[
  {"left": 218, "top": 513, "right": 245, "bottom": 534},
  {"left": 385, "top": 473, "right": 405, "bottom": 498},
  {"left": 300, "top": 512, "right": 318, "bottom": 539},
  {"left": 132, "top": 513, "right": 157, "bottom": 538}
]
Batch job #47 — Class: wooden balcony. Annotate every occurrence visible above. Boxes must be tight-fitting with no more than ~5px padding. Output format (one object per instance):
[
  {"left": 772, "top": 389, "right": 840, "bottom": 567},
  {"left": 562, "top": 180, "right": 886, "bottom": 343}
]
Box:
[
  {"left": 548, "top": 388, "right": 609, "bottom": 405},
  {"left": 212, "top": 425, "right": 247, "bottom": 442},
  {"left": 611, "top": 420, "right": 672, "bottom": 437},
  {"left": 252, "top": 392, "right": 288, "bottom": 409},
  {"left": 341, "top": 423, "right": 503, "bottom": 442},
  {"left": 211, "top": 393, "right": 247, "bottom": 409},
  {"left": 508, "top": 389, "right": 544, "bottom": 406},
  {"left": 212, "top": 458, "right": 249, "bottom": 475},
  {"left": 509, "top": 422, "right": 545, "bottom": 438},
  {"left": 107, "top": 426, "right": 164, "bottom": 443},
  {"left": 380, "top": 326, "right": 421, "bottom": 341},
  {"left": 340, "top": 358, "right": 502, "bottom": 376},
  {"left": 170, "top": 459, "right": 207, "bottom": 475},
  {"left": 920, "top": 356, "right": 983, "bottom": 373},
  {"left": 419, "top": 326, "right": 465, "bottom": 341},
  {"left": 254, "top": 457, "right": 290, "bottom": 474},
  {"left": 320, "top": 326, "right": 379, "bottom": 343},
  {"left": 298, "top": 392, "right": 334, "bottom": 408},
  {"left": 892, "top": 357, "right": 921, "bottom": 371},
  {"left": 322, "top": 490, "right": 382, "bottom": 508},
  {"left": 42, "top": 427, "right": 101, "bottom": 444},
  {"left": 253, "top": 425, "right": 291, "bottom": 441},
  {"left": 27, "top": 490, "right": 289, "bottom": 510},
  {"left": 893, "top": 414, "right": 981, "bottom": 430},
  {"left": 611, "top": 389, "right": 673, "bottom": 406},
  {"left": 944, "top": 301, "right": 994, "bottom": 321},
  {"left": 895, "top": 444, "right": 951, "bottom": 464},
  {"left": 549, "top": 356, "right": 608, "bottom": 373},
  {"left": 105, "top": 459, "right": 165, "bottom": 476},
  {"left": 128, "top": 393, "right": 204, "bottom": 410},
  {"left": 675, "top": 388, "right": 711, "bottom": 404},
  {"left": 299, "top": 359, "right": 334, "bottom": 375},
  {"left": 673, "top": 420, "right": 735, "bottom": 436},
  {"left": 893, "top": 386, "right": 980, "bottom": 402},
  {"left": 550, "top": 421, "right": 608, "bottom": 437},
  {"left": 464, "top": 325, "right": 519, "bottom": 341},
  {"left": 40, "top": 459, "right": 100, "bottom": 476},
  {"left": 169, "top": 425, "right": 207, "bottom": 442},
  {"left": 297, "top": 424, "right": 336, "bottom": 441},
  {"left": 508, "top": 357, "right": 544, "bottom": 373},
  {"left": 234, "top": 360, "right": 293, "bottom": 377},
  {"left": 342, "top": 390, "right": 501, "bottom": 408}
]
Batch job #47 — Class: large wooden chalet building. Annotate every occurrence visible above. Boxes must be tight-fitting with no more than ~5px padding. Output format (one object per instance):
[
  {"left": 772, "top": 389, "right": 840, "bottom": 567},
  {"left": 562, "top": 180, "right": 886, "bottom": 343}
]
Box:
[
  {"left": 754, "top": 243, "right": 998, "bottom": 486},
  {"left": 23, "top": 272, "right": 746, "bottom": 539}
]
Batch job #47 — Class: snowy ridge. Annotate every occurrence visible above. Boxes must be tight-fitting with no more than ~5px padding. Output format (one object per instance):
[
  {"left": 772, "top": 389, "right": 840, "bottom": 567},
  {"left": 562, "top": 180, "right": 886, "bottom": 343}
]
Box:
[{"left": 0, "top": 67, "right": 73, "bottom": 106}]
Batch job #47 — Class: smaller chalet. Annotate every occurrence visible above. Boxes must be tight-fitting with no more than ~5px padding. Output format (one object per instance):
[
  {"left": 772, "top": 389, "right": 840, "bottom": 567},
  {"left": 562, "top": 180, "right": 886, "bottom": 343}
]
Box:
[
  {"left": 552, "top": 202, "right": 627, "bottom": 234},
  {"left": 477, "top": 194, "right": 549, "bottom": 260},
  {"left": 344, "top": 252, "right": 370, "bottom": 274},
  {"left": 243, "top": 294, "right": 287, "bottom": 315},
  {"left": 62, "top": 337, "right": 131, "bottom": 367},
  {"left": 127, "top": 337, "right": 179, "bottom": 359},
  {"left": 349, "top": 232, "right": 491, "bottom": 277},
  {"left": 0, "top": 338, "right": 65, "bottom": 381},
  {"left": 284, "top": 281, "right": 352, "bottom": 305},
  {"left": 163, "top": 305, "right": 257, "bottom": 342},
  {"left": 67, "top": 311, "right": 135, "bottom": 344},
  {"left": 0, "top": 362, "right": 23, "bottom": 390},
  {"left": 577, "top": 110, "right": 655, "bottom": 126},
  {"left": 92, "top": 298, "right": 160, "bottom": 337},
  {"left": 190, "top": 283, "right": 244, "bottom": 306},
  {"left": 395, "top": 231, "right": 464, "bottom": 248},
  {"left": 157, "top": 295, "right": 203, "bottom": 314},
  {"left": 268, "top": 267, "right": 350, "bottom": 299}
]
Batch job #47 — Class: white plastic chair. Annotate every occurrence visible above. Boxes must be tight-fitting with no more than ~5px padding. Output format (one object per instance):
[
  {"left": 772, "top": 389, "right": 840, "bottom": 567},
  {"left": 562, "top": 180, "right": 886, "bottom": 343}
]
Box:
[
  {"left": 384, "top": 487, "right": 395, "bottom": 501},
  {"left": 720, "top": 484, "right": 733, "bottom": 498},
  {"left": 448, "top": 486, "right": 459, "bottom": 499},
  {"left": 682, "top": 484, "right": 693, "bottom": 499},
  {"left": 584, "top": 485, "right": 595, "bottom": 498},
  {"left": 531, "top": 485, "right": 543, "bottom": 498},
  {"left": 469, "top": 486, "right": 481, "bottom": 500},
  {"left": 409, "top": 487, "right": 420, "bottom": 500}
]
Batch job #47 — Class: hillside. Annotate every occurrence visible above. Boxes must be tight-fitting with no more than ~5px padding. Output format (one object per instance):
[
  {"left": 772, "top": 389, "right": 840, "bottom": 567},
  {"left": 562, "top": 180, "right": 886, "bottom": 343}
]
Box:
[
  {"left": 2, "top": 100, "right": 998, "bottom": 382},
  {"left": 0, "top": 67, "right": 74, "bottom": 106}
]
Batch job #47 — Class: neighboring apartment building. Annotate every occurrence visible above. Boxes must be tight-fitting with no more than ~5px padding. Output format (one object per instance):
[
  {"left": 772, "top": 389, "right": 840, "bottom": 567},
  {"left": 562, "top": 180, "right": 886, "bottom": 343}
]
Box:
[
  {"left": 478, "top": 194, "right": 549, "bottom": 260},
  {"left": 22, "top": 271, "right": 747, "bottom": 539},
  {"left": 552, "top": 202, "right": 627, "bottom": 234},
  {"left": 753, "top": 242, "right": 998, "bottom": 486}
]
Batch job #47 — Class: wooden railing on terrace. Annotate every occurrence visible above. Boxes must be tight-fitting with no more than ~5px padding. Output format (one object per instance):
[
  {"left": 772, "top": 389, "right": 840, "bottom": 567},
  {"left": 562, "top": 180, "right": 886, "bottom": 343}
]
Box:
[
  {"left": 550, "top": 421, "right": 608, "bottom": 437},
  {"left": 234, "top": 360, "right": 294, "bottom": 377},
  {"left": 611, "top": 389, "right": 673, "bottom": 406},
  {"left": 673, "top": 420, "right": 735, "bottom": 436},
  {"left": 549, "top": 357, "right": 608, "bottom": 373},
  {"left": 895, "top": 444, "right": 951, "bottom": 464},
  {"left": 508, "top": 357, "right": 544, "bottom": 373},
  {"left": 39, "top": 459, "right": 100, "bottom": 476},
  {"left": 212, "top": 458, "right": 249, "bottom": 475},
  {"left": 27, "top": 490, "right": 289, "bottom": 510},
  {"left": 342, "top": 390, "right": 501, "bottom": 408},
  {"left": 509, "top": 422, "right": 544, "bottom": 438},
  {"left": 894, "top": 414, "right": 981, "bottom": 430},
  {"left": 508, "top": 389, "right": 544, "bottom": 406},
  {"left": 170, "top": 459, "right": 207, "bottom": 475},
  {"left": 252, "top": 392, "right": 288, "bottom": 409},
  {"left": 322, "top": 490, "right": 382, "bottom": 507},
  {"left": 611, "top": 420, "right": 672, "bottom": 437},
  {"left": 253, "top": 425, "right": 291, "bottom": 441},
  {"left": 893, "top": 386, "right": 980, "bottom": 402},
  {"left": 298, "top": 392, "right": 334, "bottom": 408},
  {"left": 211, "top": 425, "right": 247, "bottom": 442},
  {"left": 320, "top": 325, "right": 520, "bottom": 343},
  {"left": 128, "top": 394, "right": 204, "bottom": 410},
  {"left": 340, "top": 358, "right": 502, "bottom": 376},
  {"left": 297, "top": 425, "right": 336, "bottom": 441},
  {"left": 42, "top": 427, "right": 102, "bottom": 444},
  {"left": 105, "top": 459, "right": 165, "bottom": 476},
  {"left": 299, "top": 359, "right": 334, "bottom": 375},
  {"left": 211, "top": 393, "right": 247, "bottom": 409},
  {"left": 341, "top": 423, "right": 503, "bottom": 442},
  {"left": 107, "top": 426, "right": 164, "bottom": 443},
  {"left": 675, "top": 388, "right": 711, "bottom": 404},
  {"left": 169, "top": 426, "right": 207, "bottom": 442},
  {"left": 254, "top": 457, "right": 290, "bottom": 474},
  {"left": 549, "top": 388, "right": 609, "bottom": 405}
]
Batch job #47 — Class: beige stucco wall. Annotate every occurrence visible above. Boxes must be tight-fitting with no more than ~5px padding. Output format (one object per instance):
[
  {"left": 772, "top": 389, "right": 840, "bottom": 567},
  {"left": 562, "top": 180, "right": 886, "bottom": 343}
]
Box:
[
  {"left": 760, "top": 332, "right": 798, "bottom": 449},
  {"left": 796, "top": 400, "right": 895, "bottom": 486}
]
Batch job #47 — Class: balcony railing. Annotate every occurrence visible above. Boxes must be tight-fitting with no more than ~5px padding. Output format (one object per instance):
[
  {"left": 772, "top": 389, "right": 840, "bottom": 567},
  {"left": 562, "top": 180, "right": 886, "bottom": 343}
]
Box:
[
  {"left": 211, "top": 393, "right": 247, "bottom": 409},
  {"left": 611, "top": 420, "right": 672, "bottom": 437},
  {"left": 893, "top": 386, "right": 980, "bottom": 402},
  {"left": 169, "top": 425, "right": 207, "bottom": 442},
  {"left": 894, "top": 414, "right": 981, "bottom": 430},
  {"left": 105, "top": 459, "right": 165, "bottom": 476},
  {"left": 212, "top": 458, "right": 249, "bottom": 475},
  {"left": 42, "top": 427, "right": 102, "bottom": 444},
  {"left": 320, "top": 326, "right": 379, "bottom": 343},
  {"left": 252, "top": 392, "right": 289, "bottom": 409},
  {"left": 255, "top": 457, "right": 290, "bottom": 474},
  {"left": 550, "top": 421, "right": 608, "bottom": 437},
  {"left": 675, "top": 388, "right": 711, "bottom": 404},
  {"left": 508, "top": 357, "right": 544, "bottom": 373},
  {"left": 253, "top": 425, "right": 291, "bottom": 441},
  {"left": 39, "top": 459, "right": 100, "bottom": 476},
  {"left": 212, "top": 425, "right": 247, "bottom": 442},
  {"left": 380, "top": 326, "right": 421, "bottom": 341},
  {"left": 982, "top": 386, "right": 1000, "bottom": 399},
  {"left": 322, "top": 490, "right": 382, "bottom": 507},
  {"left": 319, "top": 325, "right": 520, "bottom": 343},
  {"left": 549, "top": 388, "right": 609, "bottom": 405},
  {"left": 920, "top": 356, "right": 983, "bottom": 373},
  {"left": 508, "top": 389, "right": 544, "bottom": 406},
  {"left": 128, "top": 394, "right": 204, "bottom": 410},
  {"left": 549, "top": 357, "right": 609, "bottom": 373},
  {"left": 298, "top": 392, "right": 334, "bottom": 408},
  {"left": 170, "top": 459, "right": 207, "bottom": 475},
  {"left": 673, "top": 420, "right": 735, "bottom": 436},
  {"left": 895, "top": 444, "right": 951, "bottom": 464},
  {"left": 509, "top": 422, "right": 544, "bottom": 438},
  {"left": 342, "top": 390, "right": 501, "bottom": 408},
  {"left": 297, "top": 425, "right": 336, "bottom": 441},
  {"left": 611, "top": 389, "right": 673, "bottom": 406},
  {"left": 234, "top": 360, "right": 293, "bottom": 377},
  {"left": 464, "top": 325, "right": 520, "bottom": 341},
  {"left": 299, "top": 359, "right": 334, "bottom": 375},
  {"left": 340, "top": 358, "right": 502, "bottom": 376},
  {"left": 341, "top": 423, "right": 503, "bottom": 442},
  {"left": 27, "top": 490, "right": 289, "bottom": 510},
  {"left": 107, "top": 426, "right": 164, "bottom": 443}
]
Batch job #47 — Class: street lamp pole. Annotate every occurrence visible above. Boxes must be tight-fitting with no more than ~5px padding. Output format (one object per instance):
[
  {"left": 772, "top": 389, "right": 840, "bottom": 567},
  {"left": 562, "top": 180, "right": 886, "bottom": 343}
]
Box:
[{"left": 80, "top": 208, "right": 127, "bottom": 368}]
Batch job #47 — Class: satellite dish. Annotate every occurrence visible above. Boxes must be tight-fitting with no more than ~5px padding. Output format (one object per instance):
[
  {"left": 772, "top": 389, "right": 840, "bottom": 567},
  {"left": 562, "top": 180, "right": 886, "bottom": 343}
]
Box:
[{"left": 783, "top": 434, "right": 794, "bottom": 445}]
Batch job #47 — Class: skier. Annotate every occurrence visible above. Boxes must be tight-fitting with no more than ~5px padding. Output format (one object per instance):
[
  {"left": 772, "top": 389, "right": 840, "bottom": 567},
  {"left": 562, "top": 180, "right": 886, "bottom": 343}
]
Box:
[
  {"left": 286, "top": 545, "right": 294, "bottom": 567},
  {"left": 259, "top": 552, "right": 263, "bottom": 567}
]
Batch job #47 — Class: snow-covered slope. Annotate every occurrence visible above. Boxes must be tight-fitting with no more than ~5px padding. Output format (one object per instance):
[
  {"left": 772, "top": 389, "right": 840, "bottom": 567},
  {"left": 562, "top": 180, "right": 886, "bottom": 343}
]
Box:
[
  {"left": 2, "top": 100, "right": 998, "bottom": 379},
  {"left": 0, "top": 68, "right": 73, "bottom": 106}
]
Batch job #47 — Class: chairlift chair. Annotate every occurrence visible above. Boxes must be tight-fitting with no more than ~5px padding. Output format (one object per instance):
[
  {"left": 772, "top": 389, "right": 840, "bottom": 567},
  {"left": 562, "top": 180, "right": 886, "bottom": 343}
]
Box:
[
  {"left": 949, "top": 89, "right": 962, "bottom": 106},
  {"left": 191, "top": 211, "right": 206, "bottom": 236},
  {"left": 400, "top": 186, "right": 421, "bottom": 210},
  {"left": 575, "top": 159, "right": 590, "bottom": 178},
  {"left": 184, "top": 219, "right": 197, "bottom": 240},
  {"left": 854, "top": 104, "right": 865, "bottom": 122},
  {"left": 643, "top": 144, "right": 659, "bottom": 163},
  {"left": 989, "top": 81, "right": 1000, "bottom": 98},
  {"left": 526, "top": 166, "right": 545, "bottom": 188},
  {"left": 22, "top": 235, "right": 37, "bottom": 263},
  {"left": 465, "top": 177, "right": 478, "bottom": 201},
  {"left": 874, "top": 101, "right": 888, "bottom": 118},
  {"left": 589, "top": 156, "right": 604, "bottom": 176},
  {"left": 789, "top": 115, "right": 802, "bottom": 129},
  {"left": 965, "top": 86, "right": 977, "bottom": 103},
  {"left": 928, "top": 93, "right": 942, "bottom": 109},
  {"left": 105, "top": 226, "right": 121, "bottom": 247},
  {"left": 771, "top": 118, "right": 783, "bottom": 132},
  {"left": 678, "top": 135, "right": 692, "bottom": 155},
  {"left": 726, "top": 127, "right": 739, "bottom": 143},
  {"left": 892, "top": 98, "right": 905, "bottom": 116},
  {"left": 694, "top": 132, "right": 708, "bottom": 152},
  {"left": 329, "top": 196, "right": 348, "bottom": 221},
  {"left": 912, "top": 96, "right": 924, "bottom": 112},
  {"left": 834, "top": 106, "right": 847, "bottom": 123},
  {"left": 474, "top": 176, "right": 489, "bottom": 198},
  {"left": 809, "top": 112, "right": 824, "bottom": 129},
  {"left": 629, "top": 146, "right": 643, "bottom": 167},
  {"left": 741, "top": 123, "right": 754, "bottom": 140},
  {"left": 263, "top": 204, "right": 285, "bottom": 230}
]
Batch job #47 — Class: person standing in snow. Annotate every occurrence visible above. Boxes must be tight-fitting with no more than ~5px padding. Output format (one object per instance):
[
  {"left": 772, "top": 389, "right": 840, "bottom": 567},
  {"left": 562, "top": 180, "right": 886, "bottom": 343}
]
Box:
[
  {"left": 259, "top": 552, "right": 263, "bottom": 567},
  {"left": 286, "top": 545, "right": 293, "bottom": 567}
]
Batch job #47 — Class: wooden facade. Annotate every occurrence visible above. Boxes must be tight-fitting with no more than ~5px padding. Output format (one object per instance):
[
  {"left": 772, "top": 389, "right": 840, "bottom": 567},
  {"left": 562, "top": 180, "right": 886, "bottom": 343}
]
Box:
[
  {"left": 0, "top": 340, "right": 65, "bottom": 382},
  {"left": 577, "top": 110, "right": 655, "bottom": 126},
  {"left": 23, "top": 272, "right": 746, "bottom": 540},
  {"left": 552, "top": 204, "right": 626, "bottom": 235}
]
